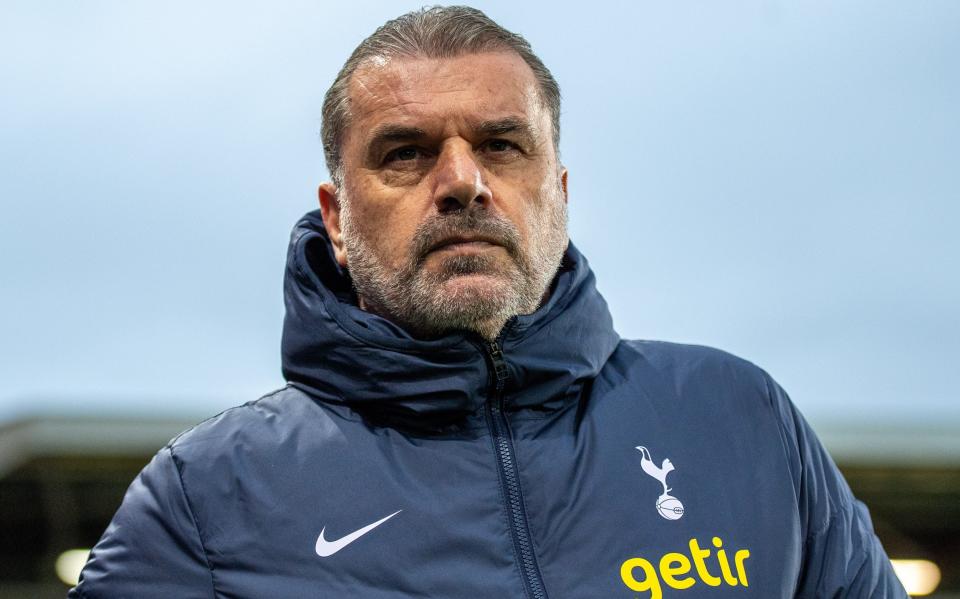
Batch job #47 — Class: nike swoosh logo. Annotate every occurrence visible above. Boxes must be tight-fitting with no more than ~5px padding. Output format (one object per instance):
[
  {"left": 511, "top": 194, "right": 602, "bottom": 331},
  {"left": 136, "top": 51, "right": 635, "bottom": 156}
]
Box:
[{"left": 315, "top": 510, "right": 402, "bottom": 557}]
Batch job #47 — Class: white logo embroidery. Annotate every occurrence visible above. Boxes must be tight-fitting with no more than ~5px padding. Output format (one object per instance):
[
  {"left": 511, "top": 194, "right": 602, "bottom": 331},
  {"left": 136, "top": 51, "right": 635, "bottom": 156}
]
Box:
[
  {"left": 635, "top": 446, "right": 684, "bottom": 520},
  {"left": 315, "top": 510, "right": 402, "bottom": 557}
]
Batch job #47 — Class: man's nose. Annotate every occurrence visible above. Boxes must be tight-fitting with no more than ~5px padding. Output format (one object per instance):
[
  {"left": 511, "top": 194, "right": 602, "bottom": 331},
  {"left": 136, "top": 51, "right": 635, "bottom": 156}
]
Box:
[{"left": 432, "top": 141, "right": 493, "bottom": 213}]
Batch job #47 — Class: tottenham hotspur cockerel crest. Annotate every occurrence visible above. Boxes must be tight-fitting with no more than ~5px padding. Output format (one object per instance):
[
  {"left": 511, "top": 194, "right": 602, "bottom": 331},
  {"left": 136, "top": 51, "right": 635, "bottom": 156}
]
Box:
[{"left": 635, "top": 446, "right": 684, "bottom": 520}]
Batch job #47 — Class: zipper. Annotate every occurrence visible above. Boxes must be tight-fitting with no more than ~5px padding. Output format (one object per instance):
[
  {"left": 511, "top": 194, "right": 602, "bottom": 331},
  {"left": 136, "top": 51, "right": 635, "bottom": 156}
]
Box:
[{"left": 484, "top": 339, "right": 549, "bottom": 599}]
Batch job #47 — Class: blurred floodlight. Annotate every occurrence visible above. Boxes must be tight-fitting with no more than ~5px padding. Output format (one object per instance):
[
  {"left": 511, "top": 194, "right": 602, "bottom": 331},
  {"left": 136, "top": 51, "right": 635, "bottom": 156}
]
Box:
[
  {"left": 55, "top": 549, "right": 90, "bottom": 586},
  {"left": 890, "top": 559, "right": 941, "bottom": 596}
]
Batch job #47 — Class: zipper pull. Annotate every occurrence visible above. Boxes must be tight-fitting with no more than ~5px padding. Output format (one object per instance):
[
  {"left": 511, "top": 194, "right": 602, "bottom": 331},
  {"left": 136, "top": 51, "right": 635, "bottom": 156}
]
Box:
[{"left": 486, "top": 340, "right": 509, "bottom": 391}]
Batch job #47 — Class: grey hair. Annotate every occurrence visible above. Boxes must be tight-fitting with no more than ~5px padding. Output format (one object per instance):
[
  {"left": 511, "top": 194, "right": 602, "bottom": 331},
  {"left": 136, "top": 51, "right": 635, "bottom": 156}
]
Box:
[{"left": 321, "top": 5, "right": 561, "bottom": 185}]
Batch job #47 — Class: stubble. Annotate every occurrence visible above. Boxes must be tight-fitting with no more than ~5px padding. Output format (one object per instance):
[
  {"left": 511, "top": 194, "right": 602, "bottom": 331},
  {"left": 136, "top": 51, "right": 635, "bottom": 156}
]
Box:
[{"left": 339, "top": 185, "right": 568, "bottom": 340}]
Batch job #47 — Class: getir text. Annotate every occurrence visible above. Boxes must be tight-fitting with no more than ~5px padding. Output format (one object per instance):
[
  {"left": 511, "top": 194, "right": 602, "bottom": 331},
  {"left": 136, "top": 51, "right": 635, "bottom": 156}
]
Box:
[{"left": 620, "top": 536, "right": 750, "bottom": 597}]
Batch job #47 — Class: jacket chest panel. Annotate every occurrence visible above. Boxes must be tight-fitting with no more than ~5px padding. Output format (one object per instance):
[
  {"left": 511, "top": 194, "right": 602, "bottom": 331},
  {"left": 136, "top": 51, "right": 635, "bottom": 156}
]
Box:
[
  {"left": 191, "top": 429, "right": 533, "bottom": 599},
  {"left": 506, "top": 387, "right": 802, "bottom": 597}
]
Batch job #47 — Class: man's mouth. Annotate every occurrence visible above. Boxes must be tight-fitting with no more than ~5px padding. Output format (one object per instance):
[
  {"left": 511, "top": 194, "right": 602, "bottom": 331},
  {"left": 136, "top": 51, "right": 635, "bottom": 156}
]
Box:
[
  {"left": 410, "top": 215, "right": 521, "bottom": 268},
  {"left": 429, "top": 235, "right": 504, "bottom": 254}
]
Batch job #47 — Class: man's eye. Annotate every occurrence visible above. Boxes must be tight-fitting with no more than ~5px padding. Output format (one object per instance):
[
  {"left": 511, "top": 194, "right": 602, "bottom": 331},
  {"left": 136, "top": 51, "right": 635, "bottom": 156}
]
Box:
[
  {"left": 486, "top": 139, "right": 514, "bottom": 152},
  {"left": 385, "top": 147, "right": 421, "bottom": 163}
]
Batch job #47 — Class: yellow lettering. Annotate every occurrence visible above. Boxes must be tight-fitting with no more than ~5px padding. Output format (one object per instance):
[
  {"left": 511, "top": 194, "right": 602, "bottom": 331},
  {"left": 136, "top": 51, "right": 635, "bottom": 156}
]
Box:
[
  {"left": 620, "top": 539, "right": 752, "bottom": 594},
  {"left": 620, "top": 558, "right": 662, "bottom": 598},
  {"left": 734, "top": 549, "right": 750, "bottom": 586},
  {"left": 659, "top": 552, "right": 695, "bottom": 590},
  {"left": 688, "top": 538, "right": 722, "bottom": 586}
]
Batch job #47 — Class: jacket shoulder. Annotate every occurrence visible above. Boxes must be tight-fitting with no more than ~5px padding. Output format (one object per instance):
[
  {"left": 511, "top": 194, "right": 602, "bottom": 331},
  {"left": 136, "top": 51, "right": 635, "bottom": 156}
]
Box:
[
  {"left": 614, "top": 339, "right": 770, "bottom": 389},
  {"left": 601, "top": 339, "right": 780, "bottom": 423},
  {"left": 165, "top": 385, "right": 328, "bottom": 461}
]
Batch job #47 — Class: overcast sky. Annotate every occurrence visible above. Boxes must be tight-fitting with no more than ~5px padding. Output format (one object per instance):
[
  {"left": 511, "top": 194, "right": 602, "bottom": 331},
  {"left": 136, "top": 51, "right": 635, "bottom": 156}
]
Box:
[{"left": 1, "top": 1, "right": 957, "bottom": 431}]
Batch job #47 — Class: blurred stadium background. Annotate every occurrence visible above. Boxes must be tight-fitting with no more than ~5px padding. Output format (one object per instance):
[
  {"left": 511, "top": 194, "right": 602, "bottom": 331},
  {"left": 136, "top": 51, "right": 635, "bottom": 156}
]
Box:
[{"left": 2, "top": 1, "right": 957, "bottom": 596}]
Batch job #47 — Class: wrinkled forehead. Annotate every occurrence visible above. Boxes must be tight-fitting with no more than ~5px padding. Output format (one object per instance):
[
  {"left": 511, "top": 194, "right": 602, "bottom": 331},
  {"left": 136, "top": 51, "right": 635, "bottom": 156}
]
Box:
[{"left": 343, "top": 51, "right": 550, "bottom": 147}]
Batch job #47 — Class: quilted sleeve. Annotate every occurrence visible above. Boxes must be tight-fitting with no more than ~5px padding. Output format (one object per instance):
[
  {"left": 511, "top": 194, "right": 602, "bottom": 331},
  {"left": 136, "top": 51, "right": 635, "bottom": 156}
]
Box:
[
  {"left": 765, "top": 375, "right": 908, "bottom": 598},
  {"left": 68, "top": 446, "right": 215, "bottom": 599}
]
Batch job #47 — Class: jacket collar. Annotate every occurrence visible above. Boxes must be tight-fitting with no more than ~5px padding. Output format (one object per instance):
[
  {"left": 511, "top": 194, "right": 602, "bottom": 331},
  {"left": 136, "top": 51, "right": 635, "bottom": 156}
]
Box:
[{"left": 280, "top": 210, "right": 620, "bottom": 424}]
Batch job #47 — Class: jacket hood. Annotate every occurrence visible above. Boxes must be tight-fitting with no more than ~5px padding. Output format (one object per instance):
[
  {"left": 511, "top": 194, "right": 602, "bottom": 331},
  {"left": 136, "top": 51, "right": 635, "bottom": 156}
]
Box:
[{"left": 280, "top": 210, "right": 620, "bottom": 423}]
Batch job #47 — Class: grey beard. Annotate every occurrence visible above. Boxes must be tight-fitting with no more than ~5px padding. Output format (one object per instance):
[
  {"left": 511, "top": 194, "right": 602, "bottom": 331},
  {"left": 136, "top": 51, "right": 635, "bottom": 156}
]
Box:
[{"left": 339, "top": 189, "right": 567, "bottom": 340}]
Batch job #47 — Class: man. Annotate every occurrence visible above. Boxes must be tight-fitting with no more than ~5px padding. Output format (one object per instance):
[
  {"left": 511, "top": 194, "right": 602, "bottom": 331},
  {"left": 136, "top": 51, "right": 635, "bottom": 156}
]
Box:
[{"left": 71, "top": 6, "right": 906, "bottom": 598}]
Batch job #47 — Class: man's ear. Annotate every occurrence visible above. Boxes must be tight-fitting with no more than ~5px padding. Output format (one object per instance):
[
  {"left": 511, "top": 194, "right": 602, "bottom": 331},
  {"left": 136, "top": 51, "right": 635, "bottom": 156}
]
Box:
[
  {"left": 560, "top": 167, "right": 569, "bottom": 204},
  {"left": 318, "top": 182, "right": 348, "bottom": 267}
]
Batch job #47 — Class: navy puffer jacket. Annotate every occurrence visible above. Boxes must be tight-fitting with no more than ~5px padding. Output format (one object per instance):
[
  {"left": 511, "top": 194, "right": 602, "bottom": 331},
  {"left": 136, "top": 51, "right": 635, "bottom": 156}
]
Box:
[{"left": 70, "top": 211, "right": 905, "bottom": 598}]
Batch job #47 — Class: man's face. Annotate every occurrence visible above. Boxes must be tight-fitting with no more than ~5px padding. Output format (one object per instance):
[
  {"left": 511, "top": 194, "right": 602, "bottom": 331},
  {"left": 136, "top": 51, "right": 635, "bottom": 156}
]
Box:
[{"left": 320, "top": 51, "right": 568, "bottom": 340}]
